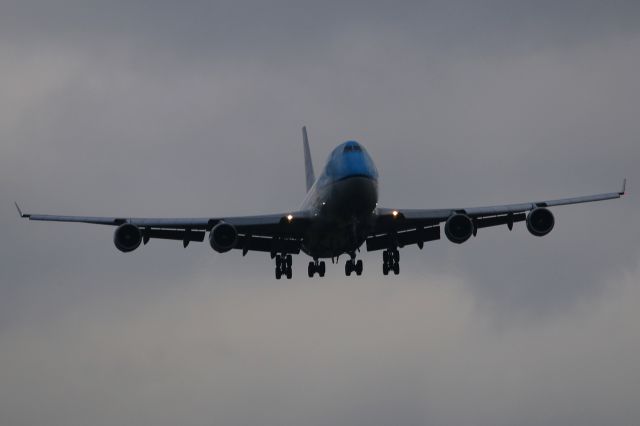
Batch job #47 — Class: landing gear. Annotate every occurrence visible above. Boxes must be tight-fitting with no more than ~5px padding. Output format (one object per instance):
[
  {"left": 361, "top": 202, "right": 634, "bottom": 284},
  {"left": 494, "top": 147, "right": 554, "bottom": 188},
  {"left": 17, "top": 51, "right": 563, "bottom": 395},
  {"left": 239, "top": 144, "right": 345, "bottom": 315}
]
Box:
[
  {"left": 275, "top": 254, "right": 292, "bottom": 279},
  {"left": 308, "top": 259, "right": 326, "bottom": 278},
  {"left": 382, "top": 249, "right": 400, "bottom": 275},
  {"left": 345, "top": 258, "right": 363, "bottom": 276}
]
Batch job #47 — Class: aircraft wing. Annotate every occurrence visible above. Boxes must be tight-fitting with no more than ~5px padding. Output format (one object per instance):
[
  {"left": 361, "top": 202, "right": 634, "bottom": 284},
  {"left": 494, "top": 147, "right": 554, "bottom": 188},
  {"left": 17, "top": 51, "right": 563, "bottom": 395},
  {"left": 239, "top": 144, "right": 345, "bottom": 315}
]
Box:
[
  {"left": 367, "top": 180, "right": 626, "bottom": 251},
  {"left": 15, "top": 204, "right": 312, "bottom": 254}
]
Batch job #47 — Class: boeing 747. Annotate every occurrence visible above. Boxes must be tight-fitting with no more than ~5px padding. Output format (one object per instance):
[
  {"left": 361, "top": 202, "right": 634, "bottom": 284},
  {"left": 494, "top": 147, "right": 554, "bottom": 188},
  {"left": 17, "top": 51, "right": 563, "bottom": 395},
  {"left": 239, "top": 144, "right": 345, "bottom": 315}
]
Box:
[{"left": 16, "top": 127, "right": 625, "bottom": 279}]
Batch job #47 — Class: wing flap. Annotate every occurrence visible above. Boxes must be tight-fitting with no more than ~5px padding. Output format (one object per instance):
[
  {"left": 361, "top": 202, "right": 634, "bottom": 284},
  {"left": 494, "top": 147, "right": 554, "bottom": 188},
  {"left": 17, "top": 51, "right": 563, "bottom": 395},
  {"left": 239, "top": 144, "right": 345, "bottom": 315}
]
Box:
[
  {"left": 236, "top": 235, "right": 301, "bottom": 255},
  {"left": 475, "top": 212, "right": 526, "bottom": 229},
  {"left": 366, "top": 226, "right": 440, "bottom": 251},
  {"left": 142, "top": 228, "right": 206, "bottom": 242}
]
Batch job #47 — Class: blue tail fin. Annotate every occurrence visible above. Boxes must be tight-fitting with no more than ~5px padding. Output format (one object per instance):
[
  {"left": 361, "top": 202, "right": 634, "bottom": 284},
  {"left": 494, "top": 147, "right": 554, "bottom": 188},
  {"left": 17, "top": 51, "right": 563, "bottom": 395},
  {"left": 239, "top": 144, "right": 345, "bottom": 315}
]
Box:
[{"left": 302, "top": 126, "right": 315, "bottom": 192}]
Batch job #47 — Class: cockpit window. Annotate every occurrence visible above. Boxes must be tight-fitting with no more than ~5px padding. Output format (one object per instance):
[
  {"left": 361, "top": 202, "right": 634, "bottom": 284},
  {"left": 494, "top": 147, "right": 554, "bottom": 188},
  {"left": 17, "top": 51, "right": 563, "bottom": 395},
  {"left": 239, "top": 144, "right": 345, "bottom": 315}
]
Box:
[{"left": 343, "top": 144, "right": 362, "bottom": 153}]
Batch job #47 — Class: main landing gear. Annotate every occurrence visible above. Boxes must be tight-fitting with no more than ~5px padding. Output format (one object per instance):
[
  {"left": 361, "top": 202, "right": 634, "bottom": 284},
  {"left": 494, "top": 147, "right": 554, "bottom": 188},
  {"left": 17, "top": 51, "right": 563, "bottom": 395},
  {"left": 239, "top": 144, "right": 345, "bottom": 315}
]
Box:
[
  {"left": 382, "top": 249, "right": 400, "bottom": 275},
  {"left": 345, "top": 255, "right": 363, "bottom": 277},
  {"left": 275, "top": 254, "right": 292, "bottom": 280},
  {"left": 308, "top": 259, "right": 326, "bottom": 277}
]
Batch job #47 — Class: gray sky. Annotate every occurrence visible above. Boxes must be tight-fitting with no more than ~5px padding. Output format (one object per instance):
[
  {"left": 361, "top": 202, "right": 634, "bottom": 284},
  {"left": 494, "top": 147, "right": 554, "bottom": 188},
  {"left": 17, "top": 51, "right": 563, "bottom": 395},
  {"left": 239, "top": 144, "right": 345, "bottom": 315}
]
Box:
[{"left": 1, "top": 1, "right": 639, "bottom": 425}]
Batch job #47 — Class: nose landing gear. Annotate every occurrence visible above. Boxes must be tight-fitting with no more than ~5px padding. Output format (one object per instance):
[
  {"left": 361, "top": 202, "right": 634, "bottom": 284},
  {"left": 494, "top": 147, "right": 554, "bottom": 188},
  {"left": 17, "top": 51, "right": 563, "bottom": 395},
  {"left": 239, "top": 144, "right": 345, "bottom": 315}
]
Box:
[
  {"left": 308, "top": 259, "right": 326, "bottom": 277},
  {"left": 275, "top": 254, "right": 292, "bottom": 279},
  {"left": 345, "top": 256, "right": 363, "bottom": 276},
  {"left": 382, "top": 249, "right": 400, "bottom": 275}
]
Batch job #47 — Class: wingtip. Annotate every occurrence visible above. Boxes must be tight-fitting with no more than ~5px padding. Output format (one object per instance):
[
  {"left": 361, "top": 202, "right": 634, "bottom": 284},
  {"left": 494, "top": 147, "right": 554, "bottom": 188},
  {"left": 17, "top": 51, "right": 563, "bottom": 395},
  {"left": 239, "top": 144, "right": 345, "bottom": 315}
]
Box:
[
  {"left": 14, "top": 201, "right": 26, "bottom": 218},
  {"left": 620, "top": 178, "right": 627, "bottom": 195}
]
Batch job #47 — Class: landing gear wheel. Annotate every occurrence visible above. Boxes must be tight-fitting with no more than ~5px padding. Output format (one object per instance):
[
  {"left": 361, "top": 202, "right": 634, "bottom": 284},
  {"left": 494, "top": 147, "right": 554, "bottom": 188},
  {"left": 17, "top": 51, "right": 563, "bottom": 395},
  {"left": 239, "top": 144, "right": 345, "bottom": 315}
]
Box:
[
  {"left": 345, "top": 259, "right": 362, "bottom": 277},
  {"left": 345, "top": 260, "right": 352, "bottom": 276},
  {"left": 382, "top": 249, "right": 400, "bottom": 276},
  {"left": 275, "top": 254, "right": 292, "bottom": 279},
  {"left": 308, "top": 260, "right": 326, "bottom": 278}
]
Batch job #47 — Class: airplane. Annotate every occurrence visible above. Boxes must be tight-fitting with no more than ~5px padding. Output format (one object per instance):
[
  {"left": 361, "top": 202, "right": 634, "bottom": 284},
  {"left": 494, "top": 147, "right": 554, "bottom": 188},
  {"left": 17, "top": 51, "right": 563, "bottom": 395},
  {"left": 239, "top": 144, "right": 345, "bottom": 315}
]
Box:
[{"left": 16, "top": 127, "right": 626, "bottom": 279}]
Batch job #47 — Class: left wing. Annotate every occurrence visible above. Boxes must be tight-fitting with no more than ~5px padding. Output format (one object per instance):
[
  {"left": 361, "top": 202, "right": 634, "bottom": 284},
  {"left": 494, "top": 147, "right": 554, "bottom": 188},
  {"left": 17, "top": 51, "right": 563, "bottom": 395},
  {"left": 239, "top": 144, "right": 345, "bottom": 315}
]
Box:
[
  {"left": 368, "top": 180, "right": 626, "bottom": 251},
  {"left": 15, "top": 203, "right": 311, "bottom": 255}
]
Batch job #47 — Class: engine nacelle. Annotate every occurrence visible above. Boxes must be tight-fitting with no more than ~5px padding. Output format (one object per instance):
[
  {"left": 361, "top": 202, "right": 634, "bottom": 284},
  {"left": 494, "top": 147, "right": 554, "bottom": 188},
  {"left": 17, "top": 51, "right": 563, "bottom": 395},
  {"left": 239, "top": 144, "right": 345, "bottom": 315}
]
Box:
[
  {"left": 445, "top": 213, "right": 474, "bottom": 244},
  {"left": 526, "top": 207, "right": 555, "bottom": 237},
  {"left": 113, "top": 223, "right": 142, "bottom": 253},
  {"left": 209, "top": 222, "right": 238, "bottom": 253}
]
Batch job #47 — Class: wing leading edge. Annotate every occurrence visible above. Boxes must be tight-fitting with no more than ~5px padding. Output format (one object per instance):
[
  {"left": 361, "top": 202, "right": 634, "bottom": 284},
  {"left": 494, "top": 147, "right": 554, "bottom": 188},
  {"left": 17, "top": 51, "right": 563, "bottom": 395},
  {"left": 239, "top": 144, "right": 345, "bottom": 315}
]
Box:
[{"left": 16, "top": 204, "right": 312, "bottom": 254}]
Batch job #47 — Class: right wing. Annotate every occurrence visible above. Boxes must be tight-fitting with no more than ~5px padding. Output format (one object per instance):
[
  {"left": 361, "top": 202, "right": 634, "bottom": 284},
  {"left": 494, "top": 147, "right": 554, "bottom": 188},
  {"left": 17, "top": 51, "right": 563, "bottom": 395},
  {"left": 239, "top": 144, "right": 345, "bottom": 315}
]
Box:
[{"left": 16, "top": 204, "right": 312, "bottom": 254}]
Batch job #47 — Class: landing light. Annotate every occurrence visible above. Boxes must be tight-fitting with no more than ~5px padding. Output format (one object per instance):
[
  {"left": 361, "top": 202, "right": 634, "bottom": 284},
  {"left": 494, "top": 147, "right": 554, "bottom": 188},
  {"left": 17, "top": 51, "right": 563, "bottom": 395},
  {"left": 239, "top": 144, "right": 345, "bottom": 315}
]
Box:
[
  {"left": 287, "top": 214, "right": 294, "bottom": 222},
  {"left": 392, "top": 210, "right": 399, "bottom": 217}
]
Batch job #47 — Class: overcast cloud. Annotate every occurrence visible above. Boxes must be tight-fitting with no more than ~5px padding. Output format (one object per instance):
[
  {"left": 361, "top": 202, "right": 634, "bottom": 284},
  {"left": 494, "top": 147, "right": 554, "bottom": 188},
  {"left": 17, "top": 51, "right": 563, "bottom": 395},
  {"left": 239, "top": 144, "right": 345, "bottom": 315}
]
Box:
[{"left": 1, "top": 1, "right": 639, "bottom": 425}]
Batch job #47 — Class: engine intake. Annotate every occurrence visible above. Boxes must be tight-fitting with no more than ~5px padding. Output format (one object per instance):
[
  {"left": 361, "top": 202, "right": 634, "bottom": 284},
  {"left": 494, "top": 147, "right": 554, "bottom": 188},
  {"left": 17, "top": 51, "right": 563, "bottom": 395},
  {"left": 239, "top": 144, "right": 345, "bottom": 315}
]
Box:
[
  {"left": 526, "top": 207, "right": 554, "bottom": 237},
  {"left": 114, "top": 223, "right": 142, "bottom": 252},
  {"left": 445, "top": 213, "right": 474, "bottom": 244},
  {"left": 209, "top": 222, "right": 238, "bottom": 253}
]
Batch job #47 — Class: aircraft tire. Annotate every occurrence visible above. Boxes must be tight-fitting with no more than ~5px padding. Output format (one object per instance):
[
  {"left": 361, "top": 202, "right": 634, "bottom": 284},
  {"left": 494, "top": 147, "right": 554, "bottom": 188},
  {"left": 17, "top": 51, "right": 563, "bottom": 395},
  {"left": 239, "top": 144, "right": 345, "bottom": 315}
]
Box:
[
  {"left": 286, "top": 266, "right": 292, "bottom": 279},
  {"left": 356, "top": 260, "right": 363, "bottom": 275},
  {"left": 319, "top": 261, "right": 326, "bottom": 277},
  {"left": 308, "top": 262, "right": 315, "bottom": 277},
  {"left": 393, "top": 263, "right": 400, "bottom": 275},
  {"left": 383, "top": 262, "right": 389, "bottom": 275}
]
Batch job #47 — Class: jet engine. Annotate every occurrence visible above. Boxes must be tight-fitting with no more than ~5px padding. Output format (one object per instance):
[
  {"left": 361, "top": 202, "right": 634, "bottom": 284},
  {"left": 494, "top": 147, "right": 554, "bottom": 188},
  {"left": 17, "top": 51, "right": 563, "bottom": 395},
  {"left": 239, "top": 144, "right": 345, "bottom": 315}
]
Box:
[
  {"left": 209, "top": 222, "right": 238, "bottom": 253},
  {"left": 526, "top": 207, "right": 554, "bottom": 237},
  {"left": 445, "top": 213, "right": 474, "bottom": 244},
  {"left": 113, "top": 223, "right": 142, "bottom": 252}
]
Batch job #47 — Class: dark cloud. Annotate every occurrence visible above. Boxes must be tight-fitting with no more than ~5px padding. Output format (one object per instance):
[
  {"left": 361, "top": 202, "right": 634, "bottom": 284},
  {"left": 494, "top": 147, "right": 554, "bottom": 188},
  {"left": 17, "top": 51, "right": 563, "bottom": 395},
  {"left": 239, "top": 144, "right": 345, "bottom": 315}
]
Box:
[
  {"left": 1, "top": 1, "right": 640, "bottom": 425},
  {"left": 2, "top": 0, "right": 640, "bottom": 57}
]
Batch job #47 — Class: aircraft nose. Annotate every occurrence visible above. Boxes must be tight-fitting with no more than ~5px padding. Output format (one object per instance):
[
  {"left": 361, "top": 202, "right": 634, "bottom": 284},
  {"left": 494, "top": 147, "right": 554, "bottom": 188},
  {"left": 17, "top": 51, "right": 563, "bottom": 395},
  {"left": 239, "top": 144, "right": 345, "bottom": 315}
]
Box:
[
  {"left": 327, "top": 141, "right": 379, "bottom": 181},
  {"left": 340, "top": 151, "right": 378, "bottom": 179},
  {"left": 344, "top": 153, "right": 369, "bottom": 175}
]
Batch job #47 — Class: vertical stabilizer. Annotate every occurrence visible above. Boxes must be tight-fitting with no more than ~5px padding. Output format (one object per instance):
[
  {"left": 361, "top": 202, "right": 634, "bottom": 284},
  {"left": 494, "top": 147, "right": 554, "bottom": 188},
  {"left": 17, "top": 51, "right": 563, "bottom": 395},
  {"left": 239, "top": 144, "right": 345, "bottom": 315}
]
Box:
[{"left": 302, "top": 126, "right": 315, "bottom": 192}]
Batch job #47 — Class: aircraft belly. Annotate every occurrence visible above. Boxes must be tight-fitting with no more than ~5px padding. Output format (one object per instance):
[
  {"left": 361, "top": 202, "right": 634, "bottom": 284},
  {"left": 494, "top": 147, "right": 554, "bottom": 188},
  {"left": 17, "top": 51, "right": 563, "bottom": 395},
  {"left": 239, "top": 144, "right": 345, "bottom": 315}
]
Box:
[{"left": 301, "top": 176, "right": 377, "bottom": 258}]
